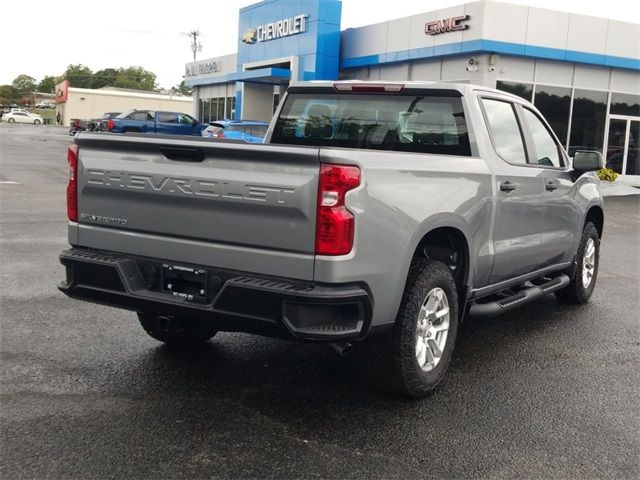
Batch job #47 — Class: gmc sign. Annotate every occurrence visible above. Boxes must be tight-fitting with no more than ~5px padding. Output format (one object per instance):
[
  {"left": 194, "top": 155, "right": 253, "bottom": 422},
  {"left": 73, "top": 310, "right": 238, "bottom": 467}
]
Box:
[{"left": 425, "top": 15, "right": 469, "bottom": 35}]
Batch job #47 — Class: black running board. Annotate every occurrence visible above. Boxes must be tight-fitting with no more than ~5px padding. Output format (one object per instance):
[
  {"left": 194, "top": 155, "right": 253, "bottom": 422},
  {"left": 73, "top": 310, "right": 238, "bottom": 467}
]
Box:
[{"left": 468, "top": 274, "right": 570, "bottom": 319}]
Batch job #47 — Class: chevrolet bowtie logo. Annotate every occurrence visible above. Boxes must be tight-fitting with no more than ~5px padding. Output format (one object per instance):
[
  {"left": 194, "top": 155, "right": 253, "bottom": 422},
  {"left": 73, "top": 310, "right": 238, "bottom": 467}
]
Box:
[{"left": 242, "top": 29, "right": 257, "bottom": 44}]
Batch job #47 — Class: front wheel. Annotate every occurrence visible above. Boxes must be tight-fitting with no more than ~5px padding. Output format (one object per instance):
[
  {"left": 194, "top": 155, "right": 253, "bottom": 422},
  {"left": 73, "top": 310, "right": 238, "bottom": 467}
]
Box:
[
  {"left": 555, "top": 222, "right": 600, "bottom": 304},
  {"left": 34, "top": 119, "right": 41, "bottom": 125},
  {"left": 138, "top": 313, "right": 218, "bottom": 346},
  {"left": 373, "top": 258, "right": 459, "bottom": 398}
]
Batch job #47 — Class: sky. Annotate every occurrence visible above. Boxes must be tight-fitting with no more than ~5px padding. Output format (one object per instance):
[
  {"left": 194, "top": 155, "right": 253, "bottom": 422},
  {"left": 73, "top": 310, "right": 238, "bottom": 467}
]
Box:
[{"left": 1, "top": 0, "right": 638, "bottom": 90}]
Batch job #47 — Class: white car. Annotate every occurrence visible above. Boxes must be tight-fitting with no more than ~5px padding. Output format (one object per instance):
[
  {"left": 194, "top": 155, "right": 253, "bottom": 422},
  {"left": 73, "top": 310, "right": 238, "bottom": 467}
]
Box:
[{"left": 2, "top": 111, "right": 44, "bottom": 124}]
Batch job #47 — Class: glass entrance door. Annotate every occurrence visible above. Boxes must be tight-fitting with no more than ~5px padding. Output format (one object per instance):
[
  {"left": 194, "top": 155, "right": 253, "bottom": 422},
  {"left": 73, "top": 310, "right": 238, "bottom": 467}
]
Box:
[{"left": 606, "top": 116, "right": 640, "bottom": 183}]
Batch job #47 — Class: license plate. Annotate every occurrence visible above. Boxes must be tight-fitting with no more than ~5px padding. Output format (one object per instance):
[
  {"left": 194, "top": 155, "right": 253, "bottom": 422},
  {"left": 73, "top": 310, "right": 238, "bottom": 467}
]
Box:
[{"left": 161, "top": 264, "right": 208, "bottom": 303}]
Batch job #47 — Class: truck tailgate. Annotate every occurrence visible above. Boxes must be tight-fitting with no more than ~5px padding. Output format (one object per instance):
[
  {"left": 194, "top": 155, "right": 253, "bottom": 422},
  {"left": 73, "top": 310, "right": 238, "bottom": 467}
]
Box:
[{"left": 73, "top": 134, "right": 319, "bottom": 280}]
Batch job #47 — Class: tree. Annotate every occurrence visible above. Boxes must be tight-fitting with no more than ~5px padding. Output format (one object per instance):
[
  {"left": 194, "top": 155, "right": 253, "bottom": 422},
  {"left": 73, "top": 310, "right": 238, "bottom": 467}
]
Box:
[
  {"left": 0, "top": 85, "right": 19, "bottom": 101},
  {"left": 92, "top": 68, "right": 118, "bottom": 89},
  {"left": 12, "top": 74, "right": 36, "bottom": 94},
  {"left": 113, "top": 66, "right": 157, "bottom": 91},
  {"left": 172, "top": 80, "right": 192, "bottom": 96},
  {"left": 62, "top": 64, "right": 93, "bottom": 88},
  {"left": 37, "top": 75, "right": 57, "bottom": 93}
]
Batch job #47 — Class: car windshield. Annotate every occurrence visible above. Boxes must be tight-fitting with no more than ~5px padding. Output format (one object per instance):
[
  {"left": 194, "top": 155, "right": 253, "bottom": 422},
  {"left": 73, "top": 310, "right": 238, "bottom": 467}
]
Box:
[{"left": 271, "top": 92, "right": 471, "bottom": 156}]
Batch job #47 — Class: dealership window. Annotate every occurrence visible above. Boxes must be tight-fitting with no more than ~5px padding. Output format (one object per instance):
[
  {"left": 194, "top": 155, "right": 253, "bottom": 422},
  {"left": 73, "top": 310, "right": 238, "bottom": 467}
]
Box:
[
  {"left": 225, "top": 97, "right": 236, "bottom": 120},
  {"left": 200, "top": 96, "right": 236, "bottom": 122},
  {"left": 610, "top": 93, "right": 640, "bottom": 117},
  {"left": 568, "top": 89, "right": 607, "bottom": 155},
  {"left": 533, "top": 85, "right": 571, "bottom": 146},
  {"left": 496, "top": 81, "right": 533, "bottom": 102}
]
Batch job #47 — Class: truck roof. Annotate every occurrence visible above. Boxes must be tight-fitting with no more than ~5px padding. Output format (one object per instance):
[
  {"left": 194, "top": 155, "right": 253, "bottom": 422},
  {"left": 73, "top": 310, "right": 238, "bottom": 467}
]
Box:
[{"left": 289, "top": 80, "right": 524, "bottom": 102}]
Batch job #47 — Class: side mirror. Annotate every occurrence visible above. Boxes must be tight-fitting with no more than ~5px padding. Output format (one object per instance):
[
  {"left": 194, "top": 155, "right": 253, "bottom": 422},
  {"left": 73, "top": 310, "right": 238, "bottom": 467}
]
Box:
[{"left": 573, "top": 150, "right": 604, "bottom": 173}]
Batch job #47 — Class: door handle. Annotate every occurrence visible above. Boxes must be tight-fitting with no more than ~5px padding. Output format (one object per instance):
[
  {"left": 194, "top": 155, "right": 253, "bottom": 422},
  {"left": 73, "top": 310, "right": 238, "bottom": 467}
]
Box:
[
  {"left": 500, "top": 181, "right": 517, "bottom": 192},
  {"left": 545, "top": 181, "right": 558, "bottom": 191},
  {"left": 159, "top": 146, "right": 205, "bottom": 162}
]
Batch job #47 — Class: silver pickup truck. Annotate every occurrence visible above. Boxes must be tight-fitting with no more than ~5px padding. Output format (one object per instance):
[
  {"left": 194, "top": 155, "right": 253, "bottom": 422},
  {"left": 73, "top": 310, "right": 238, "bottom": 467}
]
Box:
[{"left": 58, "top": 81, "right": 604, "bottom": 397}]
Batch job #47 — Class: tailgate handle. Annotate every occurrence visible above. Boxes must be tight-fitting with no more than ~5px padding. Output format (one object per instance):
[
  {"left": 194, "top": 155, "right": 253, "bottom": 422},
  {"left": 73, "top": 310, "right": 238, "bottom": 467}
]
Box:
[{"left": 160, "top": 146, "right": 205, "bottom": 162}]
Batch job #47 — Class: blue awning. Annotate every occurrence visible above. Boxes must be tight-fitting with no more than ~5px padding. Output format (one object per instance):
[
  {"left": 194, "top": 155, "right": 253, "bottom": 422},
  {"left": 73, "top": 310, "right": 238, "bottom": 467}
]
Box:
[
  {"left": 229, "top": 67, "right": 291, "bottom": 85},
  {"left": 185, "top": 67, "right": 291, "bottom": 87}
]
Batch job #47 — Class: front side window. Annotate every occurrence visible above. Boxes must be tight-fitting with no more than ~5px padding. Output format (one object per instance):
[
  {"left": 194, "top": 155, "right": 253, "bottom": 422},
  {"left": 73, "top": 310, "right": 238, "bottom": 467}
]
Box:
[
  {"left": 481, "top": 98, "right": 527, "bottom": 164},
  {"left": 523, "top": 109, "right": 564, "bottom": 167},
  {"left": 178, "top": 114, "right": 195, "bottom": 125},
  {"left": 271, "top": 92, "right": 471, "bottom": 156}
]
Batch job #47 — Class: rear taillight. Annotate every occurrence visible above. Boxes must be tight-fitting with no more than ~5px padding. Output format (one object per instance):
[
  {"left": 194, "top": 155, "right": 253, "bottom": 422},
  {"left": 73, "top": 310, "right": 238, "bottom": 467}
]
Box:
[
  {"left": 315, "top": 164, "right": 361, "bottom": 256},
  {"left": 107, "top": 119, "right": 114, "bottom": 131},
  {"left": 67, "top": 144, "right": 78, "bottom": 222},
  {"left": 214, "top": 131, "right": 224, "bottom": 138}
]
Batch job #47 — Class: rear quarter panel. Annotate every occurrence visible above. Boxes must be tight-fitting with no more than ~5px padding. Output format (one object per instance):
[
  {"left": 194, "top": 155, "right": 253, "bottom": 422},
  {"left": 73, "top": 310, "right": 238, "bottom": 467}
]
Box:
[{"left": 314, "top": 148, "right": 494, "bottom": 329}]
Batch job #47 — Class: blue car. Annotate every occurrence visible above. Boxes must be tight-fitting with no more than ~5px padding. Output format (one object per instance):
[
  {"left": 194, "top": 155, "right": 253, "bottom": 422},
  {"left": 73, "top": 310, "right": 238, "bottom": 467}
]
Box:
[{"left": 202, "top": 120, "right": 269, "bottom": 143}]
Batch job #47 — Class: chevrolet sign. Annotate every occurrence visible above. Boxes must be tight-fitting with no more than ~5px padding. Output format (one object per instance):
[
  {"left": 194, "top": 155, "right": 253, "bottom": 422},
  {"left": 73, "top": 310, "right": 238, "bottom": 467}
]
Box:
[
  {"left": 242, "top": 14, "right": 308, "bottom": 44},
  {"left": 425, "top": 15, "right": 469, "bottom": 35}
]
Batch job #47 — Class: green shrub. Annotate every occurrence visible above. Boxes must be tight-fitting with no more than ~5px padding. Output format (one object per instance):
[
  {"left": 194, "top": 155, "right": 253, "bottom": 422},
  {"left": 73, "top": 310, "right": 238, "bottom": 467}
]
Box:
[{"left": 597, "top": 168, "right": 618, "bottom": 182}]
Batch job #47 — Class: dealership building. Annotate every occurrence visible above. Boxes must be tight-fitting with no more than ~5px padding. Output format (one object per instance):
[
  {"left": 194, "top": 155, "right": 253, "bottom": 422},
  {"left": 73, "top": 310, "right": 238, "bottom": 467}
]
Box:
[{"left": 185, "top": 0, "right": 640, "bottom": 184}]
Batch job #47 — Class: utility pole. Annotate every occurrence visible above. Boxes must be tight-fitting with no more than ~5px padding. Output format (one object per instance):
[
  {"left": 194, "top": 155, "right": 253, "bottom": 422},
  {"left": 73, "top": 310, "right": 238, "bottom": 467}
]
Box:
[{"left": 185, "top": 30, "right": 203, "bottom": 61}]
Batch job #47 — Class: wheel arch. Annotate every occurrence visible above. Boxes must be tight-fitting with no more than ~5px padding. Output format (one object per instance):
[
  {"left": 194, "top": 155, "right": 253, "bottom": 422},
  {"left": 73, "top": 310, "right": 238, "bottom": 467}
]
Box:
[
  {"left": 585, "top": 205, "right": 604, "bottom": 238},
  {"left": 410, "top": 225, "right": 471, "bottom": 318}
]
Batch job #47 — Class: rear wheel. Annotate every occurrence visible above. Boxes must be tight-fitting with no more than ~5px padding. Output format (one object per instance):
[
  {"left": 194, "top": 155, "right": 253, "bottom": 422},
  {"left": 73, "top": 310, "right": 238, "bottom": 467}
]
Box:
[
  {"left": 138, "top": 313, "right": 218, "bottom": 346},
  {"left": 34, "top": 119, "right": 41, "bottom": 125},
  {"left": 7, "top": 118, "right": 15, "bottom": 123},
  {"left": 373, "top": 258, "right": 459, "bottom": 398},
  {"left": 555, "top": 222, "right": 600, "bottom": 304}
]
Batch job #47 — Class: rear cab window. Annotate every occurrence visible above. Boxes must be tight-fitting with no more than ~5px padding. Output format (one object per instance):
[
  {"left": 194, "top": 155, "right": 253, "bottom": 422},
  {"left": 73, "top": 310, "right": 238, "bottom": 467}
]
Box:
[{"left": 271, "top": 87, "right": 471, "bottom": 156}]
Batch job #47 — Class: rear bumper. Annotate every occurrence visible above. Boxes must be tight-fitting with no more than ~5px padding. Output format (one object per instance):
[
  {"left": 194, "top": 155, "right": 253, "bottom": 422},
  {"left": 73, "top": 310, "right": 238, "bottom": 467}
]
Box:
[{"left": 58, "top": 248, "right": 373, "bottom": 341}]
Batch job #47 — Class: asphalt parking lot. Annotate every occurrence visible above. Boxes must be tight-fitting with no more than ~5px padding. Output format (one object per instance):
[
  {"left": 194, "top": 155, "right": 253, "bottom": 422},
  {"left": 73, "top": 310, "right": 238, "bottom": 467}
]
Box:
[{"left": 1, "top": 124, "right": 639, "bottom": 479}]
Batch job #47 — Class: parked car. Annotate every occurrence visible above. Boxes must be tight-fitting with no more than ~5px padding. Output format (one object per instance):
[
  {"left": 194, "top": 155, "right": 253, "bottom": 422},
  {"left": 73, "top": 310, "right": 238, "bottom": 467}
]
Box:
[
  {"left": 202, "top": 120, "right": 269, "bottom": 143},
  {"left": 107, "top": 110, "right": 207, "bottom": 135},
  {"left": 0, "top": 104, "right": 21, "bottom": 114},
  {"left": 35, "top": 101, "right": 56, "bottom": 109},
  {"left": 2, "top": 110, "right": 44, "bottom": 124},
  {"left": 58, "top": 81, "right": 605, "bottom": 398}
]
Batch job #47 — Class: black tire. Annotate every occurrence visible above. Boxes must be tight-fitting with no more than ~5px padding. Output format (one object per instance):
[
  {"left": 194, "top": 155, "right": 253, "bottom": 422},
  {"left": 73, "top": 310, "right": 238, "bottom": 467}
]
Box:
[
  {"left": 555, "top": 222, "right": 600, "bottom": 304},
  {"left": 34, "top": 119, "right": 41, "bottom": 125},
  {"left": 7, "top": 118, "right": 15, "bottom": 123},
  {"left": 372, "top": 258, "right": 459, "bottom": 398},
  {"left": 138, "top": 313, "right": 217, "bottom": 346}
]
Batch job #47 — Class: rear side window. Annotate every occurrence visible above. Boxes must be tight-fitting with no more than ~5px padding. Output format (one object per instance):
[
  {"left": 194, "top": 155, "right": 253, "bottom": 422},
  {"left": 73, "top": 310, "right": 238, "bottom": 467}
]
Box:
[
  {"left": 157, "top": 112, "right": 177, "bottom": 123},
  {"left": 481, "top": 99, "right": 527, "bottom": 164},
  {"left": 522, "top": 109, "right": 564, "bottom": 167},
  {"left": 127, "top": 111, "right": 154, "bottom": 121},
  {"left": 271, "top": 93, "right": 470, "bottom": 156}
]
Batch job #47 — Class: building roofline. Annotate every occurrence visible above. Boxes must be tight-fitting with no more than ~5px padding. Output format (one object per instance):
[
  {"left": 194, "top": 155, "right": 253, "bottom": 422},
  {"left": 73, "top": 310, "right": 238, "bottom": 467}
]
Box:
[{"left": 67, "top": 87, "right": 193, "bottom": 101}]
